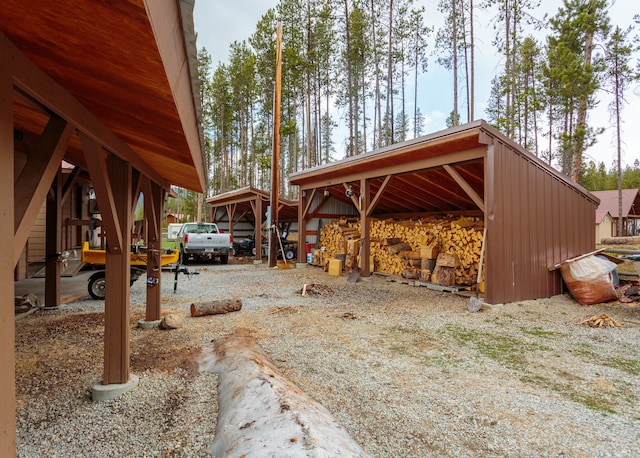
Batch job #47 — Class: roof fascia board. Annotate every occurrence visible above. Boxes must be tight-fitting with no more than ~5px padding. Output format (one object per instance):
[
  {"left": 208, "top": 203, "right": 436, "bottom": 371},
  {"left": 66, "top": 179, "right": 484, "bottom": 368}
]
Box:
[
  {"left": 1, "top": 31, "right": 170, "bottom": 190},
  {"left": 144, "top": 0, "right": 206, "bottom": 193},
  {"left": 291, "top": 129, "right": 482, "bottom": 183},
  {"left": 293, "top": 146, "right": 487, "bottom": 190}
]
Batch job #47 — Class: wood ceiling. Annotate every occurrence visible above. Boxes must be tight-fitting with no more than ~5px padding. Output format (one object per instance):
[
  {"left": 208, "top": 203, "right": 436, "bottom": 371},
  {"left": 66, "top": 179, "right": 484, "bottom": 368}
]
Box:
[{"left": 1, "top": 0, "right": 205, "bottom": 191}]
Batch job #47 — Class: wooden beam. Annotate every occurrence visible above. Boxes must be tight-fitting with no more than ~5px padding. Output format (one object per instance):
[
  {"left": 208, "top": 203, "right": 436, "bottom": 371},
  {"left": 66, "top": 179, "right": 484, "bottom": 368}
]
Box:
[
  {"left": 343, "top": 183, "right": 359, "bottom": 208},
  {"left": 14, "top": 115, "right": 73, "bottom": 265},
  {"left": 293, "top": 147, "right": 487, "bottom": 190},
  {"left": 80, "top": 133, "right": 124, "bottom": 253},
  {"left": 302, "top": 188, "right": 317, "bottom": 219},
  {"left": 255, "top": 196, "right": 263, "bottom": 261},
  {"left": 366, "top": 175, "right": 391, "bottom": 217},
  {"left": 61, "top": 165, "right": 80, "bottom": 205},
  {"left": 1, "top": 32, "right": 170, "bottom": 190},
  {"left": 142, "top": 177, "right": 163, "bottom": 322},
  {"left": 360, "top": 178, "right": 371, "bottom": 276},
  {"left": 103, "top": 153, "right": 132, "bottom": 385},
  {"left": 0, "top": 41, "right": 16, "bottom": 457},
  {"left": 44, "top": 168, "right": 62, "bottom": 307},
  {"left": 443, "top": 164, "right": 485, "bottom": 213}
]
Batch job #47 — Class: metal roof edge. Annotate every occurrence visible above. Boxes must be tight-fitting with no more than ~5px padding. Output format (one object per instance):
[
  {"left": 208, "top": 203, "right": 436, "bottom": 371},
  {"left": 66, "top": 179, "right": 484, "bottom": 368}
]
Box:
[
  {"left": 477, "top": 121, "right": 600, "bottom": 206},
  {"left": 290, "top": 120, "right": 485, "bottom": 182}
]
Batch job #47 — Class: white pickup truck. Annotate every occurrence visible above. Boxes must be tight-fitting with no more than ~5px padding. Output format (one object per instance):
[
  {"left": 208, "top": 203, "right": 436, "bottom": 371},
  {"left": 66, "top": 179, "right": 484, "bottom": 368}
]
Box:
[{"left": 176, "top": 222, "right": 233, "bottom": 264}]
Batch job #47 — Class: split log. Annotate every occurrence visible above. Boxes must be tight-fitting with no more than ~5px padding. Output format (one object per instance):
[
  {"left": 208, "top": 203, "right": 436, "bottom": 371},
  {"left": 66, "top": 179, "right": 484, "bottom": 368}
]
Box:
[
  {"left": 200, "top": 333, "right": 372, "bottom": 457},
  {"left": 190, "top": 298, "right": 242, "bottom": 317},
  {"left": 388, "top": 242, "right": 412, "bottom": 255},
  {"left": 600, "top": 236, "right": 640, "bottom": 245}
]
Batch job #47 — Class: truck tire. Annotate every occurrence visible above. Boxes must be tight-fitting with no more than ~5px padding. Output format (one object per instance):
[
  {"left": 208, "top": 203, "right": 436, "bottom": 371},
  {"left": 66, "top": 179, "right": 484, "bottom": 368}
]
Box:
[
  {"left": 179, "top": 246, "right": 189, "bottom": 265},
  {"left": 88, "top": 271, "right": 106, "bottom": 300},
  {"left": 220, "top": 254, "right": 229, "bottom": 265}
]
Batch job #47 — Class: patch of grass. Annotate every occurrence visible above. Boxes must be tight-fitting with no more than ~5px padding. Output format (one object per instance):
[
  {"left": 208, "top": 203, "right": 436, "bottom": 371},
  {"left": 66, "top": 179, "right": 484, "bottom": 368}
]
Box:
[
  {"left": 445, "top": 325, "right": 538, "bottom": 370},
  {"left": 521, "top": 374, "right": 617, "bottom": 414},
  {"left": 383, "top": 325, "right": 438, "bottom": 358},
  {"left": 571, "top": 343, "right": 640, "bottom": 376},
  {"left": 568, "top": 393, "right": 616, "bottom": 415},
  {"left": 605, "top": 357, "right": 640, "bottom": 376},
  {"left": 520, "top": 326, "right": 566, "bottom": 339}
]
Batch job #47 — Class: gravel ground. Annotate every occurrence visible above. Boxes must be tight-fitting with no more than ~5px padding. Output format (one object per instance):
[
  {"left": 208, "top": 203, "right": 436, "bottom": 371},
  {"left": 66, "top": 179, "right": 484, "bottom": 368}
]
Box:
[{"left": 15, "top": 261, "right": 640, "bottom": 457}]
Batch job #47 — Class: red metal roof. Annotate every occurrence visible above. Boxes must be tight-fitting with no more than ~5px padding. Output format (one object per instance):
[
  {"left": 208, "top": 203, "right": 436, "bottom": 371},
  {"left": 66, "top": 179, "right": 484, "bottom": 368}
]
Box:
[{"left": 591, "top": 189, "right": 640, "bottom": 218}]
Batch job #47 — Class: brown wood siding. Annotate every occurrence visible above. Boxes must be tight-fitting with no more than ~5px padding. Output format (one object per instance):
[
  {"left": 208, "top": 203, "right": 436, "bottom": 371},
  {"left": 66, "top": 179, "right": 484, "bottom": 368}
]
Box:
[
  {"left": 486, "top": 140, "right": 596, "bottom": 304},
  {"left": 28, "top": 200, "right": 46, "bottom": 262}
]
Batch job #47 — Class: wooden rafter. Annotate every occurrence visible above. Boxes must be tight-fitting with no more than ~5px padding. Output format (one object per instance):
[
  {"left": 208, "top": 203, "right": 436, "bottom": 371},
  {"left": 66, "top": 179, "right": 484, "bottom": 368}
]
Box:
[
  {"left": 80, "top": 133, "right": 123, "bottom": 253},
  {"left": 14, "top": 114, "right": 73, "bottom": 264},
  {"left": 443, "top": 164, "right": 485, "bottom": 213}
]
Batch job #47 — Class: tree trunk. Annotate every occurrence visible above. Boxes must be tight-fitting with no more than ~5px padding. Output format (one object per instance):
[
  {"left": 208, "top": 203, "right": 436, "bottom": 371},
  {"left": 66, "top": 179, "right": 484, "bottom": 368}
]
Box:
[
  {"left": 201, "top": 333, "right": 371, "bottom": 457},
  {"left": 190, "top": 298, "right": 243, "bottom": 317},
  {"left": 571, "top": 28, "right": 595, "bottom": 183}
]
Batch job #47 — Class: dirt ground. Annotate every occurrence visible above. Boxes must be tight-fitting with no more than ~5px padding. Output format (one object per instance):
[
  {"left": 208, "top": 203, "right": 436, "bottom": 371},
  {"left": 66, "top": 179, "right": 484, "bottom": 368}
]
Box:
[{"left": 14, "top": 261, "right": 640, "bottom": 456}]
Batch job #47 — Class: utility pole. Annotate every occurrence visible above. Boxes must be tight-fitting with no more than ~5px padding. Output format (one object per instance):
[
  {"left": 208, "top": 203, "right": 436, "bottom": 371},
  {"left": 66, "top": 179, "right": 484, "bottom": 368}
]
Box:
[{"left": 269, "top": 22, "right": 283, "bottom": 267}]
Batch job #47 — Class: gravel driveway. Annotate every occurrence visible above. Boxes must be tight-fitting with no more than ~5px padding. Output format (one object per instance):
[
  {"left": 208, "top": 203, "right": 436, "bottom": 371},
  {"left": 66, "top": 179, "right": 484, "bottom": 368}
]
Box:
[{"left": 15, "top": 262, "right": 640, "bottom": 457}]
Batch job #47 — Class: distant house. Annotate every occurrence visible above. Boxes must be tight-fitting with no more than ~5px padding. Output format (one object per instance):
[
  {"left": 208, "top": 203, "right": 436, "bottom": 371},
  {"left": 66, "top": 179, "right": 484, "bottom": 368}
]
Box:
[
  {"left": 591, "top": 189, "right": 640, "bottom": 237},
  {"left": 595, "top": 211, "right": 614, "bottom": 244},
  {"left": 166, "top": 213, "right": 189, "bottom": 224}
]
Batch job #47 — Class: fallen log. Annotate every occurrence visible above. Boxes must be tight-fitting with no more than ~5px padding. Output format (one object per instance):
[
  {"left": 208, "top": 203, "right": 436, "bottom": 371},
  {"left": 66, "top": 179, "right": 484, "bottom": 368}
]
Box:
[
  {"left": 190, "top": 298, "right": 242, "bottom": 317},
  {"left": 200, "top": 333, "right": 372, "bottom": 457},
  {"left": 600, "top": 236, "right": 640, "bottom": 245}
]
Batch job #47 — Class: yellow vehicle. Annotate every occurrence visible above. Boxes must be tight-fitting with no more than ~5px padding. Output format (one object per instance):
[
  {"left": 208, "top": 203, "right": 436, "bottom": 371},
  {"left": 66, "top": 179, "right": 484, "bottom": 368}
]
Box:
[{"left": 81, "top": 242, "right": 179, "bottom": 299}]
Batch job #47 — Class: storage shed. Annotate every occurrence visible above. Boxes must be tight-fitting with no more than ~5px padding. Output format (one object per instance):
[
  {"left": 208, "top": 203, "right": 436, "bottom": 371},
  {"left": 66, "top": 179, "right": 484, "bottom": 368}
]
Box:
[
  {"left": 290, "top": 120, "right": 599, "bottom": 305},
  {"left": 207, "top": 187, "right": 298, "bottom": 261}
]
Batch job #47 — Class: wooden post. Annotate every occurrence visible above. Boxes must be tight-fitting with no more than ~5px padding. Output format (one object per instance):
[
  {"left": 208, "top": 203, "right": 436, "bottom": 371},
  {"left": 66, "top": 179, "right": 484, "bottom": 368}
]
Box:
[
  {"left": 360, "top": 178, "right": 371, "bottom": 276},
  {"left": 269, "top": 22, "right": 282, "bottom": 268},
  {"left": 143, "top": 177, "right": 163, "bottom": 322},
  {"left": 44, "top": 168, "right": 62, "bottom": 307},
  {"left": 0, "top": 42, "right": 16, "bottom": 457},
  {"left": 103, "top": 154, "right": 132, "bottom": 384},
  {"left": 255, "top": 195, "right": 263, "bottom": 261},
  {"left": 298, "top": 187, "right": 307, "bottom": 263}
]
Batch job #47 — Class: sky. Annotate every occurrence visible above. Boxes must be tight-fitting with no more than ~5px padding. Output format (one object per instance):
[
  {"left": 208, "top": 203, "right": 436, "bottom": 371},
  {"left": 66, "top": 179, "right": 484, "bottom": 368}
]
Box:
[{"left": 193, "top": 0, "right": 640, "bottom": 169}]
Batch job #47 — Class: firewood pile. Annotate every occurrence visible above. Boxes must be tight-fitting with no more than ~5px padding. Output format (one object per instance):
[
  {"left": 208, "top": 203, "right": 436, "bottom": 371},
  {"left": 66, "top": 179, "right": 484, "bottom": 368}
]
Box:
[
  {"left": 300, "top": 283, "right": 334, "bottom": 296},
  {"left": 318, "top": 216, "right": 484, "bottom": 286},
  {"left": 580, "top": 314, "right": 622, "bottom": 328}
]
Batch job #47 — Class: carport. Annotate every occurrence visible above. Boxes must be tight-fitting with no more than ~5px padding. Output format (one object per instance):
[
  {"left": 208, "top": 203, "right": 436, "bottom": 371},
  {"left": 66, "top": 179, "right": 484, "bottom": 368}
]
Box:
[
  {"left": 207, "top": 186, "right": 298, "bottom": 262},
  {"left": 1, "top": 1, "right": 205, "bottom": 454},
  {"left": 290, "top": 120, "right": 598, "bottom": 305}
]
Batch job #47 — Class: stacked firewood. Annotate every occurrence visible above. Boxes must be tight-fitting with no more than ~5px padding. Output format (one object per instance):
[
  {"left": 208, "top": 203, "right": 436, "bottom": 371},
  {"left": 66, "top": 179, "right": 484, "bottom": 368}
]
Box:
[
  {"left": 318, "top": 216, "right": 484, "bottom": 285},
  {"left": 580, "top": 314, "right": 622, "bottom": 328}
]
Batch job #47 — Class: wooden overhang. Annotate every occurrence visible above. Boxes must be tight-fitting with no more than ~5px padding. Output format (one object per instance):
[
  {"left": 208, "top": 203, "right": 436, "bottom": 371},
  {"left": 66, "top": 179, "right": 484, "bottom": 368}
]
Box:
[
  {"left": 1, "top": 1, "right": 205, "bottom": 454},
  {"left": 1, "top": 0, "right": 206, "bottom": 192},
  {"left": 290, "top": 120, "right": 599, "bottom": 305},
  {"left": 207, "top": 187, "right": 299, "bottom": 261}
]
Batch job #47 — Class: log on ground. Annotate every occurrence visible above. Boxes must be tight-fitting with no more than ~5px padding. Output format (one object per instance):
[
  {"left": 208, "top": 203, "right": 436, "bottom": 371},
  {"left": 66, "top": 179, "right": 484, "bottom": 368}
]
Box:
[
  {"left": 600, "top": 236, "right": 640, "bottom": 245},
  {"left": 190, "top": 298, "right": 242, "bottom": 317},
  {"left": 200, "top": 333, "right": 372, "bottom": 457}
]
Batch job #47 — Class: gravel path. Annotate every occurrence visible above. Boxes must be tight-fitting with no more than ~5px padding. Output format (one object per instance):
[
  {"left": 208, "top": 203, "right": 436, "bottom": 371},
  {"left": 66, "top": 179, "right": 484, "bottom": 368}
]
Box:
[{"left": 15, "top": 262, "right": 640, "bottom": 457}]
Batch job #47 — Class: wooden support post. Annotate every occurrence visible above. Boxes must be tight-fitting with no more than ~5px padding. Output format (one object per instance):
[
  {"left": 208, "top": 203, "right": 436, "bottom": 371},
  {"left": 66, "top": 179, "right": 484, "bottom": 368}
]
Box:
[
  {"left": 255, "top": 196, "right": 263, "bottom": 261},
  {"left": 0, "top": 43, "right": 16, "bottom": 457},
  {"left": 103, "top": 154, "right": 132, "bottom": 385},
  {"left": 44, "top": 168, "right": 62, "bottom": 307},
  {"left": 360, "top": 178, "right": 371, "bottom": 276},
  {"left": 298, "top": 187, "right": 307, "bottom": 263},
  {"left": 143, "top": 177, "right": 163, "bottom": 322}
]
